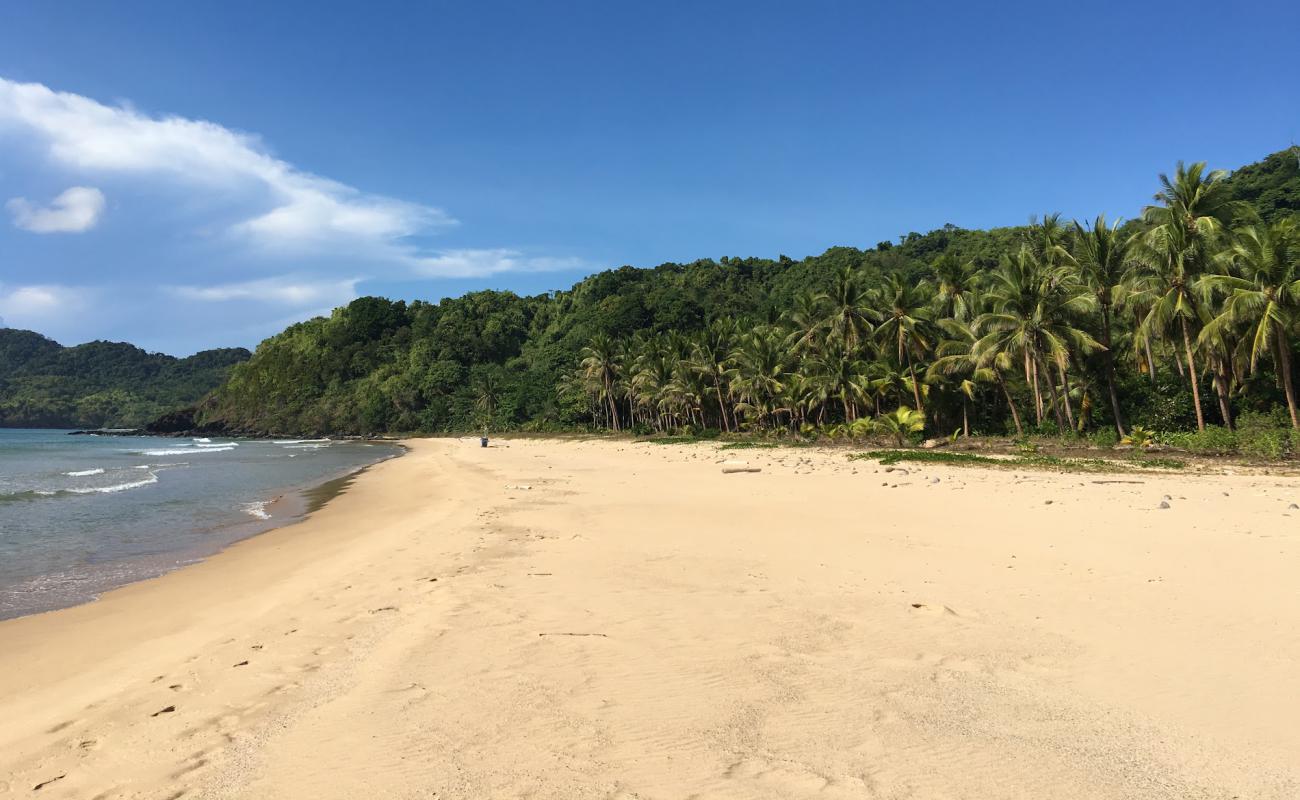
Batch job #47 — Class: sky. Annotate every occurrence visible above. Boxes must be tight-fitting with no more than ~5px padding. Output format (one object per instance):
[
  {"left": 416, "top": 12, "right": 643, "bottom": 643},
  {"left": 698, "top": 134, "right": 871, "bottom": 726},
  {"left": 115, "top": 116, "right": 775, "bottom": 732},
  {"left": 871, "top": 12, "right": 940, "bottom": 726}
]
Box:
[{"left": 1, "top": 1, "right": 1298, "bottom": 355}]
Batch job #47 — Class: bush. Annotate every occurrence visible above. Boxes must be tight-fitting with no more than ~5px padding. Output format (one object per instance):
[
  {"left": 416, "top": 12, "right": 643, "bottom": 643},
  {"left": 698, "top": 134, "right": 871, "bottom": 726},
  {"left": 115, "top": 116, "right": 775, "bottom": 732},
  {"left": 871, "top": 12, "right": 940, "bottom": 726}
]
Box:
[
  {"left": 1167, "top": 425, "right": 1238, "bottom": 455},
  {"left": 1235, "top": 408, "right": 1292, "bottom": 459},
  {"left": 1087, "top": 428, "right": 1119, "bottom": 448}
]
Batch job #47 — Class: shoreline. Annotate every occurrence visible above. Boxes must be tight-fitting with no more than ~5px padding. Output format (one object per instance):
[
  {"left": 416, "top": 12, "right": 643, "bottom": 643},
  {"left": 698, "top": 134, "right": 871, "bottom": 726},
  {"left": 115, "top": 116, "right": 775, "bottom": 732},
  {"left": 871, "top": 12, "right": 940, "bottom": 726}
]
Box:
[
  {"left": 2, "top": 437, "right": 1298, "bottom": 798},
  {"left": 0, "top": 437, "right": 404, "bottom": 622}
]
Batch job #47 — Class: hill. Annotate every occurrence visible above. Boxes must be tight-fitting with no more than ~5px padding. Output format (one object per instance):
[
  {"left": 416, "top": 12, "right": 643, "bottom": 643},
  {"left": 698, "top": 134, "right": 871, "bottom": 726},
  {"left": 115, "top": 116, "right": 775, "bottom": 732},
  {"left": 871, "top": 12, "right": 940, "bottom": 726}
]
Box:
[{"left": 0, "top": 328, "right": 250, "bottom": 428}]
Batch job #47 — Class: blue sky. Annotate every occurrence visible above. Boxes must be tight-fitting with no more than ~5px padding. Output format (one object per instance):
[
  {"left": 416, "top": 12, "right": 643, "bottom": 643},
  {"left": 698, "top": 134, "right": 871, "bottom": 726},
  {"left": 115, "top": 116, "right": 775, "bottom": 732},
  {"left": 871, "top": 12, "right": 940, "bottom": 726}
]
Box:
[{"left": 1, "top": 1, "right": 1297, "bottom": 355}]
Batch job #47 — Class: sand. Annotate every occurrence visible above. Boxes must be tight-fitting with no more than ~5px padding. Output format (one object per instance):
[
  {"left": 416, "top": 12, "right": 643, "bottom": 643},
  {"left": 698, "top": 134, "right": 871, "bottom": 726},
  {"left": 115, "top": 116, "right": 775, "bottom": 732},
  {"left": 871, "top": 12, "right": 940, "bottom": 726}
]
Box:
[{"left": 1, "top": 437, "right": 1298, "bottom": 799}]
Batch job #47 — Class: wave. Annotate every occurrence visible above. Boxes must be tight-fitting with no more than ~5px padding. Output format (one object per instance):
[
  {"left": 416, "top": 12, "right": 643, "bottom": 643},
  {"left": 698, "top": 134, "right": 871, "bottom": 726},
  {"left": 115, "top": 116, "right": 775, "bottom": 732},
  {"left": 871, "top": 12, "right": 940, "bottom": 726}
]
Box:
[
  {"left": 65, "top": 467, "right": 105, "bottom": 477},
  {"left": 195, "top": 442, "right": 237, "bottom": 448},
  {"left": 241, "top": 500, "right": 271, "bottom": 520},
  {"left": 134, "top": 446, "right": 236, "bottom": 456},
  {"left": 273, "top": 439, "right": 330, "bottom": 445},
  {"left": 66, "top": 473, "right": 159, "bottom": 494},
  {"left": 1, "top": 471, "right": 159, "bottom": 503},
  {"left": 193, "top": 437, "right": 211, "bottom": 443}
]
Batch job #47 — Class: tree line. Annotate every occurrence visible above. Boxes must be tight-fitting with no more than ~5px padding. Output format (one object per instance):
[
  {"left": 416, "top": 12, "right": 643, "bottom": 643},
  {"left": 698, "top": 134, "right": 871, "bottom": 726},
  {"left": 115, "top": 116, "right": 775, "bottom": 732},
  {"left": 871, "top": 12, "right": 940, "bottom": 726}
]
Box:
[
  {"left": 173, "top": 147, "right": 1299, "bottom": 440},
  {"left": 571, "top": 159, "right": 1300, "bottom": 441}
]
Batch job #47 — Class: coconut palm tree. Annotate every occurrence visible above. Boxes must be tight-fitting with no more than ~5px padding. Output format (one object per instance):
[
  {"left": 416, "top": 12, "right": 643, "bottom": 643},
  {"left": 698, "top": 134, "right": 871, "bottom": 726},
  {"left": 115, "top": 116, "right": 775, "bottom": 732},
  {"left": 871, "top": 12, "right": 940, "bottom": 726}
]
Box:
[
  {"left": 928, "top": 314, "right": 1024, "bottom": 437},
  {"left": 932, "top": 253, "right": 980, "bottom": 321},
  {"left": 1073, "top": 214, "right": 1131, "bottom": 435},
  {"left": 818, "top": 267, "right": 875, "bottom": 352},
  {"left": 729, "top": 327, "right": 789, "bottom": 430},
  {"left": 689, "top": 319, "right": 738, "bottom": 431},
  {"left": 579, "top": 334, "right": 623, "bottom": 430},
  {"left": 1201, "top": 216, "right": 1300, "bottom": 428},
  {"left": 871, "top": 274, "right": 936, "bottom": 414}
]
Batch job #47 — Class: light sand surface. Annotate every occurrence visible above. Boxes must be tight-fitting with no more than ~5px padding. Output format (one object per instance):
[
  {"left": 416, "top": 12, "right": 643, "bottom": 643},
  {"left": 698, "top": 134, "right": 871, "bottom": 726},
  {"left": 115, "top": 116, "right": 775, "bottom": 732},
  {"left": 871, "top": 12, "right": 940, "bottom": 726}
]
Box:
[{"left": 2, "top": 438, "right": 1299, "bottom": 799}]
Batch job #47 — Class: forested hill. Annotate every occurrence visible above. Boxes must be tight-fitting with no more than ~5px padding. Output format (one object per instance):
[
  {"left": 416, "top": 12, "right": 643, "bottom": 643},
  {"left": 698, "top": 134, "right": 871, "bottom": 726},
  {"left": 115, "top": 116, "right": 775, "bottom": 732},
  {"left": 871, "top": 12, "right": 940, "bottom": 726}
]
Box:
[
  {"left": 0, "top": 328, "right": 250, "bottom": 429},
  {"left": 181, "top": 146, "right": 1299, "bottom": 437}
]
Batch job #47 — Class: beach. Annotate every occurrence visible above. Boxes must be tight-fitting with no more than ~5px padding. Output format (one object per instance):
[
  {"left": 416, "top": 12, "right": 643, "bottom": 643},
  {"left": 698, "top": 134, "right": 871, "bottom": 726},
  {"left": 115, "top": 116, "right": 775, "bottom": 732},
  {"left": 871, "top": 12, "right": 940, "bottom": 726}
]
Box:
[{"left": 1, "top": 437, "right": 1298, "bottom": 798}]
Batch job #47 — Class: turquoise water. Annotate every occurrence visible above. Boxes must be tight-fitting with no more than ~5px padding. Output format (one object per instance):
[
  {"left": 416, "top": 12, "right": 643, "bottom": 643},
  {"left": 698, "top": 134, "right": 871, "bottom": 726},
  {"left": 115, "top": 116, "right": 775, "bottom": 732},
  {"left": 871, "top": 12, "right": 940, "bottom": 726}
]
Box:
[{"left": 0, "top": 429, "right": 401, "bottom": 619}]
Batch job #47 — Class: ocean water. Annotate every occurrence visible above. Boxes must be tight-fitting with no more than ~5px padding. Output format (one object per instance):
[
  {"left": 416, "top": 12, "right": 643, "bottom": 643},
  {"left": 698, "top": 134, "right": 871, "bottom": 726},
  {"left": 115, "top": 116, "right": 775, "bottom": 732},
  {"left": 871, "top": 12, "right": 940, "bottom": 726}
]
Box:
[{"left": 0, "top": 429, "right": 401, "bottom": 620}]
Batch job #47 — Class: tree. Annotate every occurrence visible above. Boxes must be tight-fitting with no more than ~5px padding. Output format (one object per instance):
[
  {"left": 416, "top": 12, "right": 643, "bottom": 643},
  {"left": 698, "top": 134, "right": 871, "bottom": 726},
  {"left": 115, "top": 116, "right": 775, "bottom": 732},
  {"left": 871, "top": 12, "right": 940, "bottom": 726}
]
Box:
[
  {"left": 1201, "top": 216, "right": 1300, "bottom": 428},
  {"left": 1073, "top": 215, "right": 1131, "bottom": 435}
]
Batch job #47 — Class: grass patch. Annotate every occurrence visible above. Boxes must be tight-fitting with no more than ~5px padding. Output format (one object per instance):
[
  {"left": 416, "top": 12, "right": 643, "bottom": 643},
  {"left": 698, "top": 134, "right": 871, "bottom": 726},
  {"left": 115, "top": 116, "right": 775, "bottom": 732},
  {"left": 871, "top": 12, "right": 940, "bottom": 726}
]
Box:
[
  {"left": 851, "top": 449, "right": 1186, "bottom": 473},
  {"left": 642, "top": 436, "right": 707, "bottom": 445},
  {"left": 718, "top": 441, "right": 781, "bottom": 450}
]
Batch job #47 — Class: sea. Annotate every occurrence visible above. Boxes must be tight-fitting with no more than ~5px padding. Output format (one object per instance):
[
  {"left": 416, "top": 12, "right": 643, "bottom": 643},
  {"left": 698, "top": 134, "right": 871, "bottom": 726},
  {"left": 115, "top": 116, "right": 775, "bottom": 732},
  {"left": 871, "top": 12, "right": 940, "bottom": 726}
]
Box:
[{"left": 0, "top": 428, "right": 402, "bottom": 620}]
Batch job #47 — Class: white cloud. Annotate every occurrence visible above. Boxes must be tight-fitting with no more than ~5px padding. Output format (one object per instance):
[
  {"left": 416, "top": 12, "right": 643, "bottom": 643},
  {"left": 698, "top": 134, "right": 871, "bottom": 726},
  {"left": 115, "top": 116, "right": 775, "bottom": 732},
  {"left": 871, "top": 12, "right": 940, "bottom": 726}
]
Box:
[
  {"left": 0, "top": 78, "right": 453, "bottom": 256},
  {"left": 0, "top": 284, "right": 93, "bottom": 328},
  {"left": 169, "top": 276, "right": 360, "bottom": 306},
  {"left": 7, "top": 186, "right": 105, "bottom": 233},
  {"left": 410, "top": 248, "right": 586, "bottom": 278}
]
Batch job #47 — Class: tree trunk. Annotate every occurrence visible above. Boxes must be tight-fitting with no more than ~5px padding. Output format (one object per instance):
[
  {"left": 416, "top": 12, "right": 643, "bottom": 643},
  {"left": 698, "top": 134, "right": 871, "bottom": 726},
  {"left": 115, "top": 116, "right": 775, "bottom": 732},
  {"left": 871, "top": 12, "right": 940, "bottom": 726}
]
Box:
[
  {"left": 1212, "top": 361, "right": 1233, "bottom": 429},
  {"left": 905, "top": 349, "right": 925, "bottom": 414},
  {"left": 1144, "top": 335, "right": 1158, "bottom": 386},
  {"left": 961, "top": 395, "right": 970, "bottom": 438},
  {"left": 997, "top": 375, "right": 1024, "bottom": 436},
  {"left": 1180, "top": 317, "right": 1206, "bottom": 432},
  {"left": 1100, "top": 304, "right": 1126, "bottom": 436},
  {"left": 1058, "top": 361, "right": 1076, "bottom": 432},
  {"left": 1276, "top": 329, "right": 1299, "bottom": 429},
  {"left": 1029, "top": 356, "right": 1043, "bottom": 427},
  {"left": 1042, "top": 356, "right": 1067, "bottom": 431},
  {"left": 714, "top": 378, "right": 730, "bottom": 432}
]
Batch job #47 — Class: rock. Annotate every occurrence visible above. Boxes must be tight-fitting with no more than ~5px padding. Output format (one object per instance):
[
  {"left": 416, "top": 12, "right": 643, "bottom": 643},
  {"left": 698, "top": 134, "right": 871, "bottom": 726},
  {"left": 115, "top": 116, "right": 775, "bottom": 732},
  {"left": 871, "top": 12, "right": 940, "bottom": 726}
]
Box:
[
  {"left": 1162, "top": 494, "right": 1171, "bottom": 501},
  {"left": 929, "top": 477, "right": 940, "bottom": 484},
  {"left": 1158, "top": 500, "right": 1171, "bottom": 509},
  {"left": 1044, "top": 500, "right": 1053, "bottom": 505},
  {"left": 921, "top": 438, "right": 947, "bottom": 449},
  {"left": 1289, "top": 503, "right": 1298, "bottom": 510}
]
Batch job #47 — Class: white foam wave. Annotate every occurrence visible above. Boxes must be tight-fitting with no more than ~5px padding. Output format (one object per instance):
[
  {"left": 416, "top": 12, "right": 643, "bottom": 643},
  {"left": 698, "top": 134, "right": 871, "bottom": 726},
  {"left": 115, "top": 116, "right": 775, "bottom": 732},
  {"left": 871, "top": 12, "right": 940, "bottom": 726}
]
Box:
[
  {"left": 135, "top": 446, "right": 235, "bottom": 456},
  {"left": 193, "top": 437, "right": 211, "bottom": 443},
  {"left": 241, "top": 500, "right": 271, "bottom": 520},
  {"left": 195, "top": 441, "right": 237, "bottom": 448},
  {"left": 66, "top": 473, "right": 159, "bottom": 494},
  {"left": 65, "top": 467, "right": 105, "bottom": 477}
]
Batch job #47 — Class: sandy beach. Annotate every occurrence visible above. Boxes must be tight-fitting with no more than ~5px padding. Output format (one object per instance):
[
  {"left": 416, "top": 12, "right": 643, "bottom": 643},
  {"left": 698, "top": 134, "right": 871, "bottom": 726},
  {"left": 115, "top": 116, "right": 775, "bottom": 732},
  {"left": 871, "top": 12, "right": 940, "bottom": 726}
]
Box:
[{"left": 1, "top": 438, "right": 1298, "bottom": 799}]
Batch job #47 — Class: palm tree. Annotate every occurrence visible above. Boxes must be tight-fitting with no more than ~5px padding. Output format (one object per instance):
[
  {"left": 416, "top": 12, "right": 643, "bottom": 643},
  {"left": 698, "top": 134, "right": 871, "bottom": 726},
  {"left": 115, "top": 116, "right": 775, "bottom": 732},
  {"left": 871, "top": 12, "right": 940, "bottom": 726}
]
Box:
[
  {"left": 877, "top": 406, "right": 926, "bottom": 446},
  {"left": 806, "top": 338, "right": 869, "bottom": 422},
  {"left": 977, "top": 247, "right": 1099, "bottom": 431},
  {"left": 818, "top": 267, "right": 875, "bottom": 352},
  {"left": 689, "top": 319, "right": 737, "bottom": 431},
  {"left": 1073, "top": 215, "right": 1130, "bottom": 435},
  {"left": 871, "top": 274, "right": 935, "bottom": 414},
  {"left": 932, "top": 253, "right": 980, "bottom": 321},
  {"left": 472, "top": 370, "right": 502, "bottom": 427},
  {"left": 1129, "top": 221, "right": 1212, "bottom": 430},
  {"left": 928, "top": 314, "right": 1023, "bottom": 437},
  {"left": 729, "top": 327, "right": 789, "bottom": 430},
  {"left": 579, "top": 334, "right": 622, "bottom": 430},
  {"left": 1201, "top": 216, "right": 1300, "bottom": 428}
]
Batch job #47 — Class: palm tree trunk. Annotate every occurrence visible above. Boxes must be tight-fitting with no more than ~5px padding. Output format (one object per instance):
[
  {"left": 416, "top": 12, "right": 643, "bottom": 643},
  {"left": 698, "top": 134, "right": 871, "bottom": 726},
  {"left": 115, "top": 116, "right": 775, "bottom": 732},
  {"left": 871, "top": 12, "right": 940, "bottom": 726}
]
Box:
[
  {"left": 1211, "top": 360, "right": 1233, "bottom": 429},
  {"left": 1101, "top": 304, "right": 1126, "bottom": 436},
  {"left": 1058, "top": 361, "right": 1076, "bottom": 432},
  {"left": 1144, "top": 335, "right": 1157, "bottom": 386},
  {"left": 1042, "top": 356, "right": 1067, "bottom": 431},
  {"left": 997, "top": 374, "right": 1024, "bottom": 436},
  {"left": 961, "top": 395, "right": 969, "bottom": 438},
  {"left": 714, "top": 378, "right": 730, "bottom": 432},
  {"left": 1276, "top": 329, "right": 1299, "bottom": 429},
  {"left": 1030, "top": 357, "right": 1044, "bottom": 427},
  {"left": 1180, "top": 317, "right": 1206, "bottom": 432}
]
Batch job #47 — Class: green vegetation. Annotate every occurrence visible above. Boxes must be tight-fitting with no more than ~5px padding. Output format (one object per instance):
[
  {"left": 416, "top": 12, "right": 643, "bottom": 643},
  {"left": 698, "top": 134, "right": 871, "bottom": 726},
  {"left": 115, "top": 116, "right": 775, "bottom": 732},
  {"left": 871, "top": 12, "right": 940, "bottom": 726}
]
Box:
[
  {"left": 853, "top": 450, "right": 1184, "bottom": 472},
  {"left": 0, "top": 329, "right": 249, "bottom": 428},
  {"left": 161, "top": 147, "right": 1300, "bottom": 452},
  {"left": 718, "top": 441, "right": 781, "bottom": 450}
]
